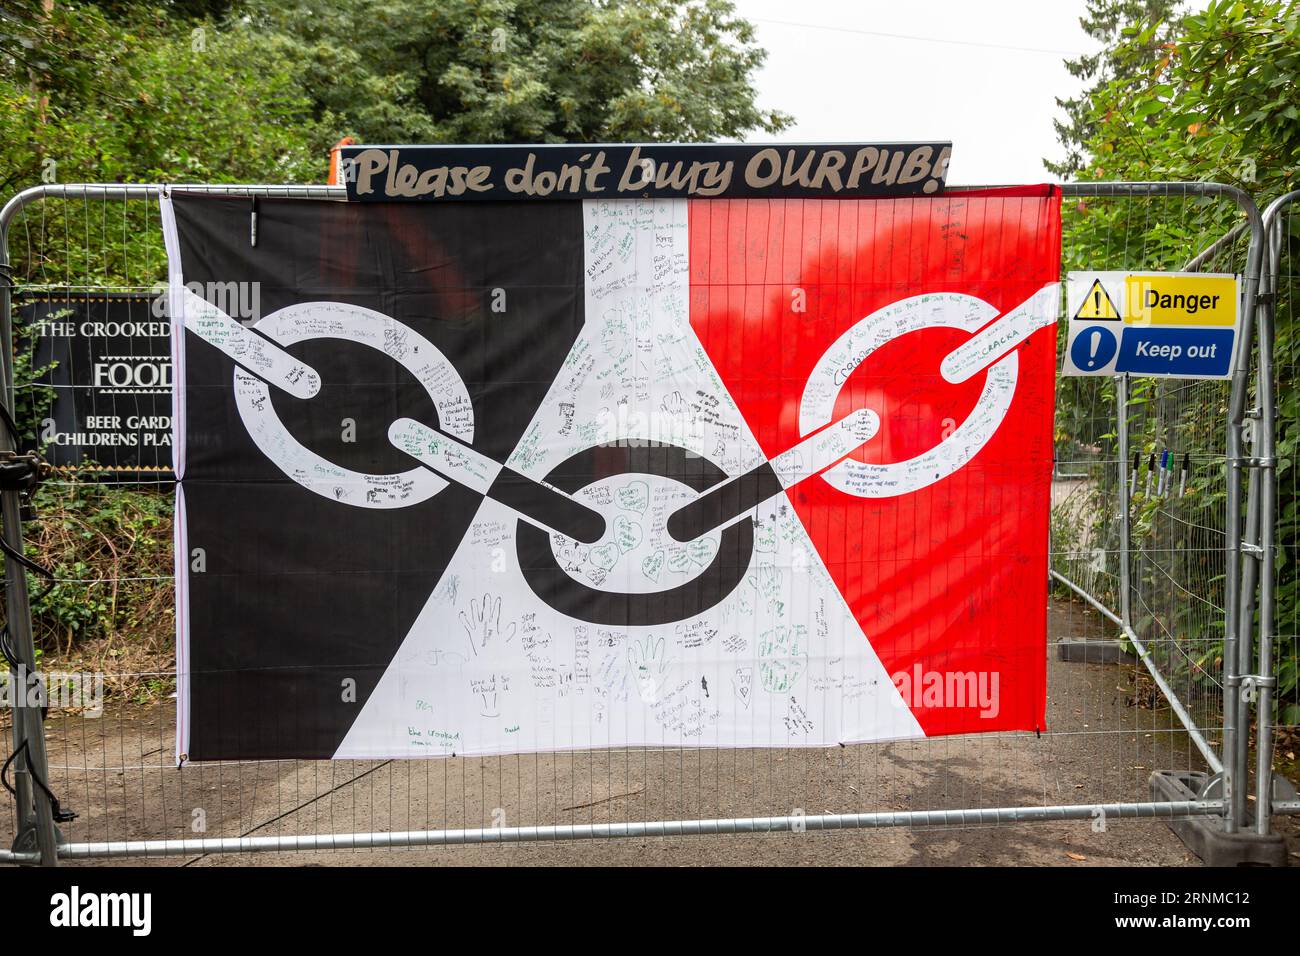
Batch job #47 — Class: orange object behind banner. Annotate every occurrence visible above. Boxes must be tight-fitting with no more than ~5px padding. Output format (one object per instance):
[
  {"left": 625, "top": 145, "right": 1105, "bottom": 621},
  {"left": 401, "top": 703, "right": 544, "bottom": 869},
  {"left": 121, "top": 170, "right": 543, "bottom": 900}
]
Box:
[{"left": 327, "top": 137, "right": 356, "bottom": 185}]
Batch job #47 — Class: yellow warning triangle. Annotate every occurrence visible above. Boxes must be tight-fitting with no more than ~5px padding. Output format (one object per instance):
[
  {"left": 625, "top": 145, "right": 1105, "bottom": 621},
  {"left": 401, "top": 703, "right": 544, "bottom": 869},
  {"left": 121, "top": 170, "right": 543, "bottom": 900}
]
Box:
[{"left": 1074, "top": 278, "right": 1121, "bottom": 320}]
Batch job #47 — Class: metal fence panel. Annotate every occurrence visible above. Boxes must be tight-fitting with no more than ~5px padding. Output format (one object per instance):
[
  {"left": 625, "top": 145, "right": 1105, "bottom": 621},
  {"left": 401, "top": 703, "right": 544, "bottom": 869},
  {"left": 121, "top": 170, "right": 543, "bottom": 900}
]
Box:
[{"left": 0, "top": 181, "right": 1282, "bottom": 864}]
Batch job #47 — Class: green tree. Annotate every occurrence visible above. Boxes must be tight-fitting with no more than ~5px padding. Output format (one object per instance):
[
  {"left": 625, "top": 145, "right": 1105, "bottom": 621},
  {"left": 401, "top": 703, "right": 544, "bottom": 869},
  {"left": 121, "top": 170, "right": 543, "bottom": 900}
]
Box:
[
  {"left": 1046, "top": 0, "right": 1187, "bottom": 177},
  {"left": 2, "top": 0, "right": 789, "bottom": 210},
  {"left": 1077, "top": 0, "right": 1299, "bottom": 194},
  {"left": 247, "top": 0, "right": 790, "bottom": 145},
  {"left": 1, "top": 2, "right": 330, "bottom": 205}
]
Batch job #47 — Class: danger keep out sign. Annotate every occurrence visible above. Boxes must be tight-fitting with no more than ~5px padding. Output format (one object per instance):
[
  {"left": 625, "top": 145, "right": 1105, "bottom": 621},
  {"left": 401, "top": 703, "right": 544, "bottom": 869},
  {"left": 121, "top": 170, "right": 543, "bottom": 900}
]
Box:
[{"left": 1062, "top": 271, "right": 1240, "bottom": 379}]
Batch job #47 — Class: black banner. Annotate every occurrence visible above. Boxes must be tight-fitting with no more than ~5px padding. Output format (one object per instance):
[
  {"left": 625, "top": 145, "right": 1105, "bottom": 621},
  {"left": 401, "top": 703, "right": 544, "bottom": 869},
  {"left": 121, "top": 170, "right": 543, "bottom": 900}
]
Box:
[
  {"left": 340, "top": 142, "right": 951, "bottom": 201},
  {"left": 17, "top": 292, "right": 173, "bottom": 474}
]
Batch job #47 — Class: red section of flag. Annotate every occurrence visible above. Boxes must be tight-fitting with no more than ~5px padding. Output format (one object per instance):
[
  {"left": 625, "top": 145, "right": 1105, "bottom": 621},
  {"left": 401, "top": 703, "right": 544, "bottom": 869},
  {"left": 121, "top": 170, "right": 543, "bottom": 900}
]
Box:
[{"left": 688, "top": 187, "right": 1061, "bottom": 736}]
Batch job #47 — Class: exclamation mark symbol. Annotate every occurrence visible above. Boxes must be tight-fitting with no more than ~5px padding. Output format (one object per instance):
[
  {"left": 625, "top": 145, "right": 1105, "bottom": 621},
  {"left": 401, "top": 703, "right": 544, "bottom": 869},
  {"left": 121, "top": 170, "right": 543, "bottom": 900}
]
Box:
[
  {"left": 1088, "top": 329, "right": 1102, "bottom": 367},
  {"left": 1094, "top": 287, "right": 1102, "bottom": 314}
]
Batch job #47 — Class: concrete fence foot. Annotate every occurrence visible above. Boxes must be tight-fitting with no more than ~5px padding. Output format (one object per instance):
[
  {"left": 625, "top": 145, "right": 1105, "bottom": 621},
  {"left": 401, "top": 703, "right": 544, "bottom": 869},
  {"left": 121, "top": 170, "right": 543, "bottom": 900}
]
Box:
[{"left": 1149, "top": 771, "right": 1289, "bottom": 867}]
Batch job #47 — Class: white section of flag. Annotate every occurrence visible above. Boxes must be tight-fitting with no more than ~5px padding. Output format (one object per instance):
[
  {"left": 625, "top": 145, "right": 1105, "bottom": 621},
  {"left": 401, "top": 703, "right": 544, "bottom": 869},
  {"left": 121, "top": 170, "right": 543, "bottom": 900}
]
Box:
[{"left": 333, "top": 199, "right": 920, "bottom": 758}]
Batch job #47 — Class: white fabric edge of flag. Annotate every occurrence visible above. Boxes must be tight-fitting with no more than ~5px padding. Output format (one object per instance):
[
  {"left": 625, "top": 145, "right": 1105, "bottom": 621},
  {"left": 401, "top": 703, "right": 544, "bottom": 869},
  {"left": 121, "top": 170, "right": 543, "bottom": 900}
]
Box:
[{"left": 159, "top": 191, "right": 191, "bottom": 766}]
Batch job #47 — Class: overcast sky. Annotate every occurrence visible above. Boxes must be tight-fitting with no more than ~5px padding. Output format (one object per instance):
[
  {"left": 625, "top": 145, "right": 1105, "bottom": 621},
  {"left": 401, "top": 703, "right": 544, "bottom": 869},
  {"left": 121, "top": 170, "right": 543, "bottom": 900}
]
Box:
[{"left": 730, "top": 0, "right": 1109, "bottom": 184}]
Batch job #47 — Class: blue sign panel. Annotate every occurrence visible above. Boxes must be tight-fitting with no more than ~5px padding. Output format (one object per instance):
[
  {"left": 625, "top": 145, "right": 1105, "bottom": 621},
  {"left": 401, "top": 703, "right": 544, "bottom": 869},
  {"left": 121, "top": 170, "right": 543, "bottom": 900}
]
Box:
[{"left": 1116, "top": 326, "right": 1235, "bottom": 377}]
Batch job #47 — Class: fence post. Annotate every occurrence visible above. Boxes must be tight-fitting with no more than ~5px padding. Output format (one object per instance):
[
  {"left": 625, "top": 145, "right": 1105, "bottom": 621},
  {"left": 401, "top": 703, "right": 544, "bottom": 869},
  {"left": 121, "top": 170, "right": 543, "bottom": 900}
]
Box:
[
  {"left": 1253, "top": 241, "right": 1277, "bottom": 836},
  {"left": 1253, "top": 191, "right": 1298, "bottom": 834},
  {"left": 0, "top": 186, "right": 60, "bottom": 865},
  {"left": 1224, "top": 188, "right": 1267, "bottom": 833},
  {"left": 1115, "top": 373, "right": 1132, "bottom": 630}
]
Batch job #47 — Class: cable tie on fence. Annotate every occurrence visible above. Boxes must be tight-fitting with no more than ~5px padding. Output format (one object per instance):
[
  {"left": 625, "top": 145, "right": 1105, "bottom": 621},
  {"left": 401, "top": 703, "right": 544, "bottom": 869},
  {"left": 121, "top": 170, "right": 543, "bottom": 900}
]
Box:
[
  {"left": 1225, "top": 674, "right": 1277, "bottom": 689},
  {"left": 250, "top": 196, "right": 259, "bottom": 248}
]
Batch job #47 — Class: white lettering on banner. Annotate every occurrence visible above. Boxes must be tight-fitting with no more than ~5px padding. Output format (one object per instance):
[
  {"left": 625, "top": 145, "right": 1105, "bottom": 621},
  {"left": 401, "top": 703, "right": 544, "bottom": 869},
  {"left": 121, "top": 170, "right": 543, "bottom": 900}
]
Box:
[
  {"left": 352, "top": 148, "right": 494, "bottom": 199},
  {"left": 347, "top": 145, "right": 951, "bottom": 200},
  {"left": 33, "top": 320, "right": 172, "bottom": 337}
]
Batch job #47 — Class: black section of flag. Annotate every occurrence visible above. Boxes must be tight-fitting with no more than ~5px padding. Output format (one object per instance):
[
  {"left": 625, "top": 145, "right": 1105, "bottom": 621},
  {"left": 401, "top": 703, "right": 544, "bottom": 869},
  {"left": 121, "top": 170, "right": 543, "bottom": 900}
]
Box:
[{"left": 172, "top": 194, "right": 585, "bottom": 759}]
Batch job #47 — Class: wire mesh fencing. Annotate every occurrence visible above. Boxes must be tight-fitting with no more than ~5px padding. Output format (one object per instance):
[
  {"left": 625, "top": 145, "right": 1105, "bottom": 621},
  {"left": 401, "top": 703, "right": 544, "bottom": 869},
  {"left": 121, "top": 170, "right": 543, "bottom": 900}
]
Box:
[
  {"left": 1051, "top": 185, "right": 1260, "bottom": 751},
  {"left": 0, "top": 181, "right": 1276, "bottom": 864},
  {"left": 1260, "top": 191, "right": 1300, "bottom": 820}
]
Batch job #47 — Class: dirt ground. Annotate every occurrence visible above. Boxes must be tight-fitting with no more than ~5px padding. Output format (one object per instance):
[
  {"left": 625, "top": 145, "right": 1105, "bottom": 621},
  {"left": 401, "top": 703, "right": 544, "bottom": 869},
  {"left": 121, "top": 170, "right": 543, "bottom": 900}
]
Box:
[{"left": 8, "top": 597, "right": 1299, "bottom": 867}]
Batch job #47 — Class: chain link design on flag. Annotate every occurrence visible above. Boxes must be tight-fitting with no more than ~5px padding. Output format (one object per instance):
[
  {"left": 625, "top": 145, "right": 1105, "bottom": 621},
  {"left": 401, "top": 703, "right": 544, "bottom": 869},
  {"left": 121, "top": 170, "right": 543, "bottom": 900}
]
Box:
[{"left": 164, "top": 187, "right": 1060, "bottom": 761}]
